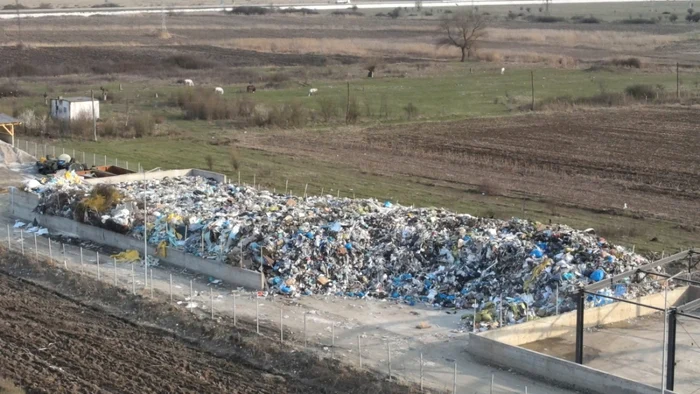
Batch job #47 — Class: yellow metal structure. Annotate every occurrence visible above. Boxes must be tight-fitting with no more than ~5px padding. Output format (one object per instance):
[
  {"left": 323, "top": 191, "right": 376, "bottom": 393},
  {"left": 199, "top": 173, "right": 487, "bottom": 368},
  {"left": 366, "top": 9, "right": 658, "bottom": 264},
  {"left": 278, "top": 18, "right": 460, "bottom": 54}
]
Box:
[{"left": 0, "top": 114, "right": 21, "bottom": 147}]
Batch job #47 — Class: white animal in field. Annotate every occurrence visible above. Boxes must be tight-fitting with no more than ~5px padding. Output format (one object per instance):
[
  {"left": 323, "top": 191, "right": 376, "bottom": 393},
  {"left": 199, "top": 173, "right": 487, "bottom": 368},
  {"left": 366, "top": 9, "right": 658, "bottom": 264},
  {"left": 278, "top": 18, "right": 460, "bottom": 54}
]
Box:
[
  {"left": 184, "top": 79, "right": 194, "bottom": 86},
  {"left": 500, "top": 68, "right": 505, "bottom": 75},
  {"left": 214, "top": 87, "right": 224, "bottom": 95},
  {"left": 308, "top": 88, "right": 318, "bottom": 96},
  {"left": 623, "top": 203, "right": 628, "bottom": 210}
]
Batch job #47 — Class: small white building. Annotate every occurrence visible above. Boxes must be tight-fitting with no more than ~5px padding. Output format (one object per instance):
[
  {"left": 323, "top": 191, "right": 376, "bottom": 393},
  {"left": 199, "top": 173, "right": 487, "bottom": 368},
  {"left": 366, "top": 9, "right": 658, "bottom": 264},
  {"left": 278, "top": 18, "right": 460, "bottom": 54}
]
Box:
[{"left": 50, "top": 97, "right": 100, "bottom": 121}]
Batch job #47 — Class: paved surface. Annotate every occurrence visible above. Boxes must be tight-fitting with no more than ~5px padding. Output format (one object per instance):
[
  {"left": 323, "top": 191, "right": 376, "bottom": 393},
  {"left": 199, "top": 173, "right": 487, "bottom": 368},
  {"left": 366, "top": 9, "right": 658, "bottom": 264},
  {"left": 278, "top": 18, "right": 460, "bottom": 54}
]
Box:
[
  {"left": 0, "top": 193, "right": 574, "bottom": 394},
  {"left": 522, "top": 313, "right": 700, "bottom": 394}
]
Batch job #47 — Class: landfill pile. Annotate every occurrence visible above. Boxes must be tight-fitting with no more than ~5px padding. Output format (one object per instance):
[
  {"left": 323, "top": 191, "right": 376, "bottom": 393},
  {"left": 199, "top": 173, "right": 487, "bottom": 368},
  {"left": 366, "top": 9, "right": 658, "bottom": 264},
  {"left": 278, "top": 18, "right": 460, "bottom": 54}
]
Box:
[
  {"left": 0, "top": 140, "right": 36, "bottom": 189},
  {"left": 26, "top": 175, "right": 669, "bottom": 328}
]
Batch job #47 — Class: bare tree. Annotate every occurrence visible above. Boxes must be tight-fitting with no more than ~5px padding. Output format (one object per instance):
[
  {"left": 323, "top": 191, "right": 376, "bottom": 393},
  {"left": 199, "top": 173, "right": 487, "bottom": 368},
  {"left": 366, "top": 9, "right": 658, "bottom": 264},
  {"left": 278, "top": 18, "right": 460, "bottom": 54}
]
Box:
[{"left": 437, "top": 11, "right": 488, "bottom": 62}]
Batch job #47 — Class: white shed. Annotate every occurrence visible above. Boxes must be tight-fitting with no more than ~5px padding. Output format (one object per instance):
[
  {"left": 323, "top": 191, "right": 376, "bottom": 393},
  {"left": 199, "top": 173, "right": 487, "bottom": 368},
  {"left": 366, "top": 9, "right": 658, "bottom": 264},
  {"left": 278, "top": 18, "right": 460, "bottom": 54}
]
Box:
[{"left": 50, "top": 97, "right": 100, "bottom": 121}]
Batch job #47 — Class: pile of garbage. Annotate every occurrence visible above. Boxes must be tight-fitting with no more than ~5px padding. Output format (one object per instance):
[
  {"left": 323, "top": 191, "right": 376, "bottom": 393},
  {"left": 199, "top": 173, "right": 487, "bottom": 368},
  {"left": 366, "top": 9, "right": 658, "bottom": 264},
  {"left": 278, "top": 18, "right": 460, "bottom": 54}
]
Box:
[
  {"left": 35, "top": 154, "right": 88, "bottom": 175},
  {"left": 26, "top": 175, "right": 668, "bottom": 328}
]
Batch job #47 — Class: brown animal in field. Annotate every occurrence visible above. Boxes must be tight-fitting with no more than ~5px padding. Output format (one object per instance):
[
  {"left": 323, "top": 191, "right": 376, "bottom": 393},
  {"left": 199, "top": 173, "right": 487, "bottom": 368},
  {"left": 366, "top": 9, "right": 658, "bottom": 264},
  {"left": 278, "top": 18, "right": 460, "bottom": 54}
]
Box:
[{"left": 246, "top": 84, "right": 256, "bottom": 93}]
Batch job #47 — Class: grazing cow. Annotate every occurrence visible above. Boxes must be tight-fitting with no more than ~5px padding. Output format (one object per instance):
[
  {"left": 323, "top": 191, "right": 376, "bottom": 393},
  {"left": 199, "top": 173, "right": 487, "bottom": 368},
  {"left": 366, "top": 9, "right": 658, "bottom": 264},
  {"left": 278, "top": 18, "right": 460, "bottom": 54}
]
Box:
[
  {"left": 215, "top": 87, "right": 224, "bottom": 95},
  {"left": 246, "top": 84, "right": 256, "bottom": 93},
  {"left": 500, "top": 68, "right": 505, "bottom": 75},
  {"left": 308, "top": 88, "right": 318, "bottom": 96},
  {"left": 184, "top": 79, "right": 194, "bottom": 86}
]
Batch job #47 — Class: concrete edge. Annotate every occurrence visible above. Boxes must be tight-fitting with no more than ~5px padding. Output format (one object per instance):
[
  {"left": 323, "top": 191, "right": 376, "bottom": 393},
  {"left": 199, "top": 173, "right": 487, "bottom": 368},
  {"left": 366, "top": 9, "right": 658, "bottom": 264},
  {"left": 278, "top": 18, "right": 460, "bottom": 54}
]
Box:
[{"left": 8, "top": 190, "right": 264, "bottom": 291}]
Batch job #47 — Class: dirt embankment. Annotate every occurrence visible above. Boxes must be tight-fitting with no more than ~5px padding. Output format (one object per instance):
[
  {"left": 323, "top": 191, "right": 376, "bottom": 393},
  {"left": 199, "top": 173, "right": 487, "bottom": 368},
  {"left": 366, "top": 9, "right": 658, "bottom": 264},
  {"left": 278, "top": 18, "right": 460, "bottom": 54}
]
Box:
[
  {"left": 238, "top": 106, "right": 700, "bottom": 225},
  {"left": 0, "top": 248, "right": 424, "bottom": 394}
]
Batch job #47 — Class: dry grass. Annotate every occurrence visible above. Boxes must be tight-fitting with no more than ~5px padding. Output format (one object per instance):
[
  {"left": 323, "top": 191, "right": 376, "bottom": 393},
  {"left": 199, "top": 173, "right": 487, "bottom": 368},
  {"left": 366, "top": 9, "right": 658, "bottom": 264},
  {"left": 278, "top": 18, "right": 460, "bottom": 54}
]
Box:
[
  {"left": 485, "top": 28, "right": 683, "bottom": 51},
  {"left": 0, "top": 379, "right": 24, "bottom": 394}
]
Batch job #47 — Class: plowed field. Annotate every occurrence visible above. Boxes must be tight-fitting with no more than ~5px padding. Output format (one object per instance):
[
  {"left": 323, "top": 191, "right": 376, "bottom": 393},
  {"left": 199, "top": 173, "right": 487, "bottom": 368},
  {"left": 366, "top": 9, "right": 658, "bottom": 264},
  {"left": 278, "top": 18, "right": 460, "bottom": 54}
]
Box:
[
  {"left": 239, "top": 106, "right": 700, "bottom": 225},
  {"left": 0, "top": 273, "right": 295, "bottom": 393}
]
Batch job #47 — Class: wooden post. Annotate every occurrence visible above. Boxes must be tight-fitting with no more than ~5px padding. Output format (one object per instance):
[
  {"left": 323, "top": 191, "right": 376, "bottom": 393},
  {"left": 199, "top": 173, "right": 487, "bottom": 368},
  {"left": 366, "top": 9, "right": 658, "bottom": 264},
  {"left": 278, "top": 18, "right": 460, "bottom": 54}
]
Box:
[
  {"left": 530, "top": 70, "right": 535, "bottom": 111},
  {"left": 304, "top": 183, "right": 308, "bottom": 198},
  {"left": 345, "top": 81, "right": 350, "bottom": 124},
  {"left": 676, "top": 62, "right": 680, "bottom": 101},
  {"left": 285, "top": 179, "right": 288, "bottom": 194},
  {"left": 91, "top": 90, "right": 97, "bottom": 141}
]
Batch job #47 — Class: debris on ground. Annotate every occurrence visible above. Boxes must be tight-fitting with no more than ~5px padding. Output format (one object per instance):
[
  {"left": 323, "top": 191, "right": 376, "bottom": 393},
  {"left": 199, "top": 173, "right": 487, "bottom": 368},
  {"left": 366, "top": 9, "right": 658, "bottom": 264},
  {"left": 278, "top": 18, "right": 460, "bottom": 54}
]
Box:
[{"left": 26, "top": 175, "right": 670, "bottom": 328}]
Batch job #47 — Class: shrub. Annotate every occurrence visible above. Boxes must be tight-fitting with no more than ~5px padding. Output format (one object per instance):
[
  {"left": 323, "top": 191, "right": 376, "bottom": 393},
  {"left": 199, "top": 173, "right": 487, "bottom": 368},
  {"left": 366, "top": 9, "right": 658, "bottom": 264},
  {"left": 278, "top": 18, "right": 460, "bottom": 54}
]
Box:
[
  {"left": 94, "top": 2, "right": 120, "bottom": 7},
  {"left": 388, "top": 7, "right": 401, "bottom": 18},
  {"left": 229, "top": 147, "right": 240, "bottom": 171},
  {"left": 577, "top": 15, "right": 601, "bottom": 23},
  {"left": 0, "top": 82, "right": 28, "bottom": 98},
  {"left": 229, "top": 6, "right": 269, "bottom": 15},
  {"left": 101, "top": 117, "right": 120, "bottom": 137},
  {"left": 132, "top": 113, "right": 155, "bottom": 138},
  {"left": 686, "top": 12, "right": 700, "bottom": 22},
  {"left": 625, "top": 84, "right": 657, "bottom": 99},
  {"left": 3, "top": 3, "right": 27, "bottom": 9},
  {"left": 164, "top": 55, "right": 216, "bottom": 70},
  {"left": 669, "top": 13, "right": 678, "bottom": 22},
  {"left": 621, "top": 18, "right": 656, "bottom": 24},
  {"left": 204, "top": 154, "right": 214, "bottom": 170},
  {"left": 506, "top": 10, "right": 517, "bottom": 20},
  {"left": 403, "top": 102, "right": 418, "bottom": 120},
  {"left": 345, "top": 97, "right": 361, "bottom": 124},
  {"left": 528, "top": 15, "right": 566, "bottom": 22},
  {"left": 36, "top": 2, "right": 52, "bottom": 8},
  {"left": 611, "top": 57, "right": 642, "bottom": 68},
  {"left": 0, "top": 61, "right": 40, "bottom": 77},
  {"left": 279, "top": 7, "right": 318, "bottom": 14},
  {"left": 318, "top": 96, "right": 339, "bottom": 122},
  {"left": 331, "top": 10, "right": 364, "bottom": 16},
  {"left": 254, "top": 102, "right": 308, "bottom": 128}
]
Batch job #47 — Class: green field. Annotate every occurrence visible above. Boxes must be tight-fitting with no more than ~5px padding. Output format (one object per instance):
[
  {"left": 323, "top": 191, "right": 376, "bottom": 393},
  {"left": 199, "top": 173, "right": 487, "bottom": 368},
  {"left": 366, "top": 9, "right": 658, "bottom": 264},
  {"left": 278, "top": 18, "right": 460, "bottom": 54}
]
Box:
[
  {"left": 4, "top": 66, "right": 697, "bottom": 125},
  {"left": 7, "top": 65, "right": 700, "bottom": 255}
]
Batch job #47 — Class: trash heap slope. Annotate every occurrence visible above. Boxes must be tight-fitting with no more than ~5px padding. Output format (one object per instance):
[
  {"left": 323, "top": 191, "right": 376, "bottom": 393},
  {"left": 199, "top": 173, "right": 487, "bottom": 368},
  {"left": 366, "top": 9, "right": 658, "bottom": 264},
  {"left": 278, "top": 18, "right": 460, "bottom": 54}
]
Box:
[{"left": 28, "top": 175, "right": 666, "bottom": 328}]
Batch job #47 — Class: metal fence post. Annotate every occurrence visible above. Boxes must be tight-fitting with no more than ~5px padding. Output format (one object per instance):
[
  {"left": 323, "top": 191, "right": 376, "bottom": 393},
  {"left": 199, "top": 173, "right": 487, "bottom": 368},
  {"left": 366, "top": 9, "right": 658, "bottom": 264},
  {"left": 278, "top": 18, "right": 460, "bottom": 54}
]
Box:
[
  {"left": 20, "top": 230, "right": 24, "bottom": 255},
  {"left": 358, "top": 335, "right": 362, "bottom": 368},
  {"left": 48, "top": 238, "right": 52, "bottom": 260},
  {"left": 210, "top": 288, "right": 214, "bottom": 319},
  {"left": 80, "top": 247, "right": 84, "bottom": 273},
  {"left": 256, "top": 295, "right": 260, "bottom": 334},
  {"left": 169, "top": 274, "right": 173, "bottom": 301},
  {"left": 420, "top": 353, "right": 424, "bottom": 392},
  {"left": 114, "top": 258, "right": 118, "bottom": 285},
  {"left": 96, "top": 251, "right": 100, "bottom": 279},
  {"left": 34, "top": 233, "right": 37, "bottom": 260},
  {"left": 280, "top": 307, "right": 284, "bottom": 343},
  {"left": 453, "top": 362, "right": 457, "bottom": 394},
  {"left": 304, "top": 313, "right": 308, "bottom": 348},
  {"left": 131, "top": 263, "right": 135, "bottom": 294},
  {"left": 6, "top": 224, "right": 10, "bottom": 250},
  {"left": 150, "top": 269, "right": 154, "bottom": 298},
  {"left": 387, "top": 342, "right": 392, "bottom": 381},
  {"left": 62, "top": 243, "right": 66, "bottom": 269},
  {"left": 233, "top": 294, "right": 237, "bottom": 327}
]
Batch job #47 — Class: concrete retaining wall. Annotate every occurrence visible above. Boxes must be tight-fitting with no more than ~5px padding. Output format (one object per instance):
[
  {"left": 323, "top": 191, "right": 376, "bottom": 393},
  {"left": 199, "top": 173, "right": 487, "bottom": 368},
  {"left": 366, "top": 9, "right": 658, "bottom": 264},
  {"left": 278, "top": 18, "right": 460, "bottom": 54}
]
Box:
[
  {"left": 468, "top": 334, "right": 674, "bottom": 394},
  {"left": 8, "top": 189, "right": 263, "bottom": 290},
  {"left": 481, "top": 286, "right": 692, "bottom": 346}
]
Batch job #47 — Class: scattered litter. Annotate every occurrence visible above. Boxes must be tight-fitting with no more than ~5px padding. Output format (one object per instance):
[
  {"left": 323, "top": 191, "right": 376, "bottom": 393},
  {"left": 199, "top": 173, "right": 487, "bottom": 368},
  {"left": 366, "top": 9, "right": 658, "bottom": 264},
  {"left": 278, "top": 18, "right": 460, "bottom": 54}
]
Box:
[
  {"left": 111, "top": 250, "right": 140, "bottom": 263},
  {"left": 416, "top": 321, "right": 432, "bottom": 330}
]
